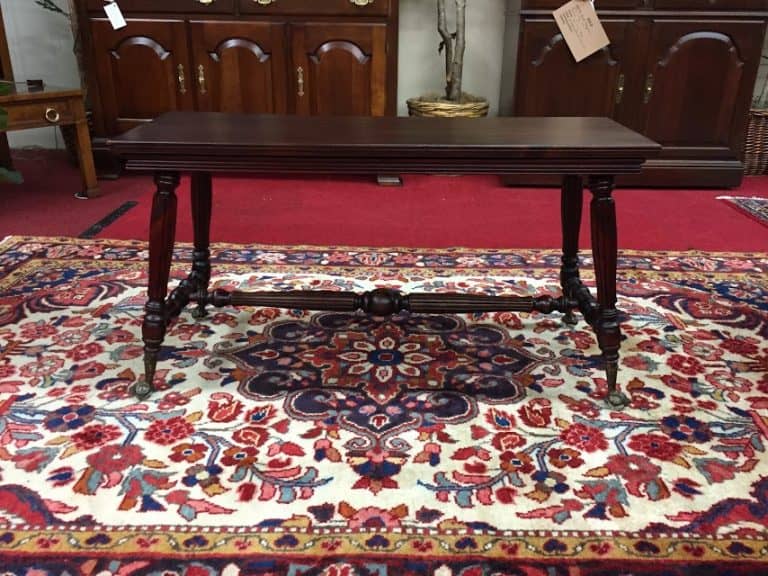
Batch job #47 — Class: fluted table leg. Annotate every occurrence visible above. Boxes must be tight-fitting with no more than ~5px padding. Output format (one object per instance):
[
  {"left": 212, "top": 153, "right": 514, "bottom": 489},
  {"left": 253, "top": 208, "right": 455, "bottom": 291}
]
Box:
[
  {"left": 588, "top": 174, "right": 628, "bottom": 408},
  {"left": 137, "top": 172, "right": 180, "bottom": 399}
]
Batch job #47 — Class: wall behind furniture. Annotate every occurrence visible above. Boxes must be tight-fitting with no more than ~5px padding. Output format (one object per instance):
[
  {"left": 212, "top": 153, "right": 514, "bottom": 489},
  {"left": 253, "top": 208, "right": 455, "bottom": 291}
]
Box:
[
  {"left": 397, "top": 0, "right": 507, "bottom": 116},
  {"left": 1, "top": 0, "right": 507, "bottom": 148},
  {"left": 2, "top": 0, "right": 80, "bottom": 149}
]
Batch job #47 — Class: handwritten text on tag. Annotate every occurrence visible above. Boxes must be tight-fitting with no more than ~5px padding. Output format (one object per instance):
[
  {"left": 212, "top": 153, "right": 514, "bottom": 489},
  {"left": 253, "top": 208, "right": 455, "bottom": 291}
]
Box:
[{"left": 553, "top": 0, "right": 609, "bottom": 63}]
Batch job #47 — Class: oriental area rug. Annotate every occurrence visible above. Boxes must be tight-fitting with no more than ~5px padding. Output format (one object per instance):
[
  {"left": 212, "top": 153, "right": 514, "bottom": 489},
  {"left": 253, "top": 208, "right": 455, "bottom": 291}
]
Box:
[
  {"left": 0, "top": 236, "right": 766, "bottom": 576},
  {"left": 718, "top": 196, "right": 768, "bottom": 229}
]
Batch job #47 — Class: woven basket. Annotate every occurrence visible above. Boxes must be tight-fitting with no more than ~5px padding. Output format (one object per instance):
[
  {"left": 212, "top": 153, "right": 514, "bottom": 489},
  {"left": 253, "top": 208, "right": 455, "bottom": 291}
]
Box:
[
  {"left": 744, "top": 108, "right": 768, "bottom": 175},
  {"left": 407, "top": 94, "right": 489, "bottom": 118}
]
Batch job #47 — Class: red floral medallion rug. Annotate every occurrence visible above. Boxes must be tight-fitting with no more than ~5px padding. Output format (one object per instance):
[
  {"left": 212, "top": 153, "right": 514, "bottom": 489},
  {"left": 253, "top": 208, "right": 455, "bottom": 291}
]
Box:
[{"left": 0, "top": 236, "right": 766, "bottom": 576}]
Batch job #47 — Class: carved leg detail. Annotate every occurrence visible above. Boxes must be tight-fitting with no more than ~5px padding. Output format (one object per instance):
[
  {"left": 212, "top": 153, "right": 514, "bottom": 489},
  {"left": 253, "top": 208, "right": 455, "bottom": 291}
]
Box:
[
  {"left": 138, "top": 171, "right": 180, "bottom": 399},
  {"left": 560, "top": 175, "right": 583, "bottom": 326},
  {"left": 191, "top": 173, "right": 212, "bottom": 319},
  {"left": 589, "top": 175, "right": 629, "bottom": 409}
]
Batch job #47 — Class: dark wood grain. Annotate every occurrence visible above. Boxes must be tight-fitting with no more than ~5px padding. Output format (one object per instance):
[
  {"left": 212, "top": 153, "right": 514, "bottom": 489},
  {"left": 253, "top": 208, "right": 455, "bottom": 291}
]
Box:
[
  {"left": 76, "top": 0, "right": 400, "bottom": 173},
  {"left": 115, "top": 113, "right": 659, "bottom": 404},
  {"left": 189, "top": 21, "right": 288, "bottom": 114},
  {"left": 506, "top": 2, "right": 768, "bottom": 187},
  {"left": 111, "top": 114, "right": 659, "bottom": 174}
]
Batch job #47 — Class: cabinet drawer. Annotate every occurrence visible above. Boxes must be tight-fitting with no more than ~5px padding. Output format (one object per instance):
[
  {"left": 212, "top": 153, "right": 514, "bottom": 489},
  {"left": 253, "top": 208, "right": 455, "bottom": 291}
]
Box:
[
  {"left": 522, "top": 0, "right": 644, "bottom": 9},
  {"left": 5, "top": 100, "right": 76, "bottom": 130},
  {"left": 653, "top": 0, "right": 768, "bottom": 9},
  {"left": 85, "top": 0, "right": 234, "bottom": 14},
  {"left": 238, "top": 0, "right": 391, "bottom": 17}
]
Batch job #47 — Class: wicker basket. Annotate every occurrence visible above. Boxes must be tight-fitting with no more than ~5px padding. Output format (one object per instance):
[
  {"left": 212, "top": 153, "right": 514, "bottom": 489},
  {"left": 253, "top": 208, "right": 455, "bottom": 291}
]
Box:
[
  {"left": 744, "top": 108, "right": 768, "bottom": 175},
  {"left": 407, "top": 94, "right": 489, "bottom": 118}
]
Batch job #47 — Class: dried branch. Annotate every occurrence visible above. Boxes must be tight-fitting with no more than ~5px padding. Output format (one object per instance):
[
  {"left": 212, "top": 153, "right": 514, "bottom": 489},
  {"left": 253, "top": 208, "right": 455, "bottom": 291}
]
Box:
[
  {"left": 449, "top": 0, "right": 467, "bottom": 102},
  {"left": 436, "top": 0, "right": 455, "bottom": 99}
]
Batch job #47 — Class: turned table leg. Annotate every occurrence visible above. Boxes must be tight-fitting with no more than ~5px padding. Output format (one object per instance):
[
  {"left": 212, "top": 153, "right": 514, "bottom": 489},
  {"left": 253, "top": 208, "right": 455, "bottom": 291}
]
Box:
[
  {"left": 588, "top": 175, "right": 628, "bottom": 409},
  {"left": 137, "top": 171, "right": 180, "bottom": 399},
  {"left": 560, "top": 174, "right": 583, "bottom": 326},
  {"left": 191, "top": 173, "right": 213, "bottom": 319}
]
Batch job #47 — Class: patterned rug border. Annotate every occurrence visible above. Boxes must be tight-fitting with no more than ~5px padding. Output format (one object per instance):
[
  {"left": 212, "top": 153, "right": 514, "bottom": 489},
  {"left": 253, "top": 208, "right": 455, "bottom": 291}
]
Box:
[
  {"left": 3, "top": 235, "right": 768, "bottom": 259},
  {"left": 0, "top": 527, "right": 766, "bottom": 562}
]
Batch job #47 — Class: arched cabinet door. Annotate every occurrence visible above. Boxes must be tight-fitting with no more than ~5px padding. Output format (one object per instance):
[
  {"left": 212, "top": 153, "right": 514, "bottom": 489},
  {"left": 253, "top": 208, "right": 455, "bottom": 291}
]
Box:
[
  {"left": 189, "top": 22, "right": 288, "bottom": 114},
  {"left": 642, "top": 20, "right": 764, "bottom": 159},
  {"left": 90, "top": 19, "right": 193, "bottom": 134},
  {"left": 514, "top": 19, "right": 638, "bottom": 126},
  {"left": 291, "top": 23, "right": 387, "bottom": 116}
]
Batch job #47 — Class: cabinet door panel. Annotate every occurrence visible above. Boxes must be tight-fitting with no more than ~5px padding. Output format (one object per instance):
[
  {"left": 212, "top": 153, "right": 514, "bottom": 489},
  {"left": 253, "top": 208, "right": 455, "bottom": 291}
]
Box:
[
  {"left": 514, "top": 19, "right": 642, "bottom": 127},
  {"left": 190, "top": 22, "right": 288, "bottom": 114},
  {"left": 292, "top": 24, "right": 387, "bottom": 116},
  {"left": 90, "top": 19, "right": 193, "bottom": 134},
  {"left": 642, "top": 20, "right": 764, "bottom": 158}
]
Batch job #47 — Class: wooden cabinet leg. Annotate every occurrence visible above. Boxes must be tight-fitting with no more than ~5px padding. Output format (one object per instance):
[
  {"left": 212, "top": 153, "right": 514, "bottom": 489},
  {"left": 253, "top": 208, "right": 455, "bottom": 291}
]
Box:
[
  {"left": 137, "top": 171, "right": 180, "bottom": 399},
  {"left": 191, "top": 172, "right": 212, "bottom": 319},
  {"left": 589, "top": 174, "right": 628, "bottom": 409},
  {"left": 560, "top": 174, "right": 583, "bottom": 325},
  {"left": 72, "top": 100, "right": 99, "bottom": 199}
]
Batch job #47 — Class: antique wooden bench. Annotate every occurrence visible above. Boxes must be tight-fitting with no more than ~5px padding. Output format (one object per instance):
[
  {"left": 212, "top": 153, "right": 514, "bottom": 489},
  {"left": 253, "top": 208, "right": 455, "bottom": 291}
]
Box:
[{"left": 110, "top": 112, "right": 660, "bottom": 406}]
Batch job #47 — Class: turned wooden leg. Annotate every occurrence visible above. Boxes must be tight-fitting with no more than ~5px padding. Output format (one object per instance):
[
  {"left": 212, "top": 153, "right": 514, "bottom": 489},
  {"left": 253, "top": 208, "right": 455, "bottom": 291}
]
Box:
[
  {"left": 137, "top": 172, "right": 180, "bottom": 399},
  {"left": 191, "top": 173, "right": 212, "bottom": 319},
  {"left": 72, "top": 99, "right": 99, "bottom": 199},
  {"left": 588, "top": 175, "right": 628, "bottom": 409},
  {"left": 560, "top": 175, "right": 583, "bottom": 326}
]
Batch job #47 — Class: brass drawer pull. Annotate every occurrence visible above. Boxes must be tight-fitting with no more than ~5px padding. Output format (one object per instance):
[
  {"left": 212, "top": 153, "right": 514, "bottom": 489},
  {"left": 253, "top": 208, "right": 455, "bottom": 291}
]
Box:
[
  {"left": 197, "top": 0, "right": 214, "bottom": 4},
  {"left": 253, "top": 0, "right": 277, "bottom": 4},
  {"left": 44, "top": 107, "right": 60, "bottom": 124},
  {"left": 177, "top": 64, "right": 187, "bottom": 95},
  {"left": 615, "top": 73, "right": 625, "bottom": 105},
  {"left": 198, "top": 64, "right": 207, "bottom": 95},
  {"left": 643, "top": 73, "right": 654, "bottom": 104},
  {"left": 350, "top": 0, "right": 375, "bottom": 4},
  {"left": 297, "top": 66, "right": 305, "bottom": 97}
]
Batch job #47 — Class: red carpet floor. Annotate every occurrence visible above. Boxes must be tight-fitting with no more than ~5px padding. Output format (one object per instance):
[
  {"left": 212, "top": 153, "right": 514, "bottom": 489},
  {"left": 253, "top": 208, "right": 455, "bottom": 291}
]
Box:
[{"left": 2, "top": 149, "right": 767, "bottom": 251}]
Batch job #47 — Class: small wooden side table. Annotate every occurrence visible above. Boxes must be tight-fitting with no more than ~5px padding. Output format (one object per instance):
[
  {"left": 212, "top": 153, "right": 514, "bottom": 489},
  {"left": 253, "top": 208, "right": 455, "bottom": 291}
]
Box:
[{"left": 0, "top": 85, "right": 99, "bottom": 199}]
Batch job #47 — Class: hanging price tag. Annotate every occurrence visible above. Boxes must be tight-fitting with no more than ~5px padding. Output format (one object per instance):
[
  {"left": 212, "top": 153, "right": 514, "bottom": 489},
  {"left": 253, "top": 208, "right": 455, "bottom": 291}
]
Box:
[
  {"left": 553, "top": 0, "right": 609, "bottom": 63},
  {"left": 104, "top": 1, "right": 127, "bottom": 30}
]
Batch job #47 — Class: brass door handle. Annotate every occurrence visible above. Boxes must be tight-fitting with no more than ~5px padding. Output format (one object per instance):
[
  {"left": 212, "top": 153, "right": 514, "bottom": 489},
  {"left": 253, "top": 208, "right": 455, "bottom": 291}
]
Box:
[
  {"left": 615, "top": 73, "right": 625, "bottom": 105},
  {"left": 198, "top": 64, "right": 207, "bottom": 95},
  {"left": 44, "top": 107, "right": 60, "bottom": 123},
  {"left": 297, "top": 66, "right": 305, "bottom": 97},
  {"left": 643, "top": 73, "right": 654, "bottom": 104},
  {"left": 177, "top": 64, "right": 187, "bottom": 94}
]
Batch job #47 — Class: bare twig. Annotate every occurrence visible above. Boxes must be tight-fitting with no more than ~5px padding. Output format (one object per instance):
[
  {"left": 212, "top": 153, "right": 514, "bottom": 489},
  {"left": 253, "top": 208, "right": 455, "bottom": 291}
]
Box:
[
  {"left": 437, "top": 0, "right": 455, "bottom": 100},
  {"left": 449, "top": 0, "right": 467, "bottom": 102}
]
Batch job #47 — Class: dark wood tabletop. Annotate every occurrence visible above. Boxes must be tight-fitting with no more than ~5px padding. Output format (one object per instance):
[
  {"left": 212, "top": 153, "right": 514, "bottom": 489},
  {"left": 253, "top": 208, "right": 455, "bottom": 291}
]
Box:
[{"left": 110, "top": 112, "right": 660, "bottom": 175}]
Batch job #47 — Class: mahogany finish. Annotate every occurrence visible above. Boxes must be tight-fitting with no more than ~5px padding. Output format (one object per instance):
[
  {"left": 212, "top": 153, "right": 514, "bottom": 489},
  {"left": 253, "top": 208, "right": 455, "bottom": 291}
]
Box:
[
  {"left": 505, "top": 0, "right": 768, "bottom": 187},
  {"left": 76, "top": 0, "right": 399, "bottom": 172},
  {"left": 110, "top": 113, "right": 660, "bottom": 405}
]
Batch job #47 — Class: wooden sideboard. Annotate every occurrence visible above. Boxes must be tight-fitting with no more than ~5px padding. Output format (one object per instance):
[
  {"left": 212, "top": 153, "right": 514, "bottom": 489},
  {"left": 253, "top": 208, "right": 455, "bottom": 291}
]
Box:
[
  {"left": 76, "top": 0, "right": 399, "bottom": 171},
  {"left": 503, "top": 0, "right": 768, "bottom": 187}
]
